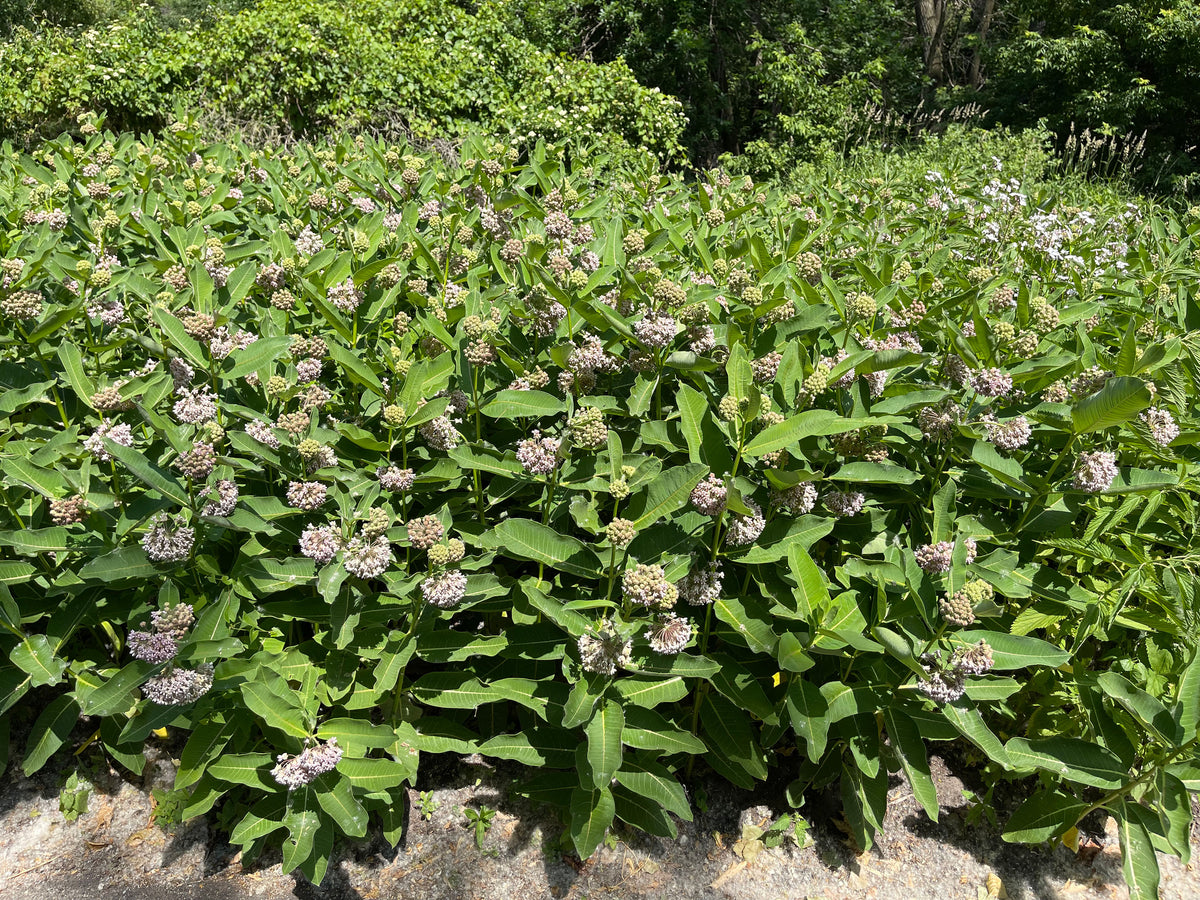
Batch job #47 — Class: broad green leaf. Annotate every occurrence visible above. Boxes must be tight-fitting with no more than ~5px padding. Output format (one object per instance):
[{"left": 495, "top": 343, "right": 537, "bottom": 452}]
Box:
[
  {"left": 481, "top": 389, "right": 564, "bottom": 418},
  {"left": 620, "top": 706, "right": 707, "bottom": 755},
  {"left": 0, "top": 528, "right": 70, "bottom": 555},
  {"left": 1004, "top": 737, "right": 1127, "bottom": 789},
  {"left": 326, "top": 340, "right": 384, "bottom": 394},
  {"left": 713, "top": 597, "right": 777, "bottom": 654},
  {"left": 570, "top": 785, "right": 615, "bottom": 859},
  {"left": 314, "top": 774, "right": 368, "bottom": 838},
  {"left": 585, "top": 700, "right": 624, "bottom": 789},
  {"left": 79, "top": 660, "right": 154, "bottom": 715},
  {"left": 56, "top": 341, "right": 95, "bottom": 404},
  {"left": 1178, "top": 647, "right": 1200, "bottom": 741},
  {"left": 615, "top": 759, "right": 692, "bottom": 820},
  {"left": 613, "top": 676, "right": 688, "bottom": 708},
  {"left": 1002, "top": 790, "right": 1086, "bottom": 843},
  {"left": 744, "top": 410, "right": 884, "bottom": 457},
  {"left": 1157, "top": 771, "right": 1192, "bottom": 863},
  {"left": 207, "top": 752, "right": 277, "bottom": 789},
  {"left": 22, "top": 694, "right": 79, "bottom": 776},
  {"left": 710, "top": 653, "right": 775, "bottom": 721},
  {"left": 281, "top": 805, "right": 322, "bottom": 877},
  {"left": 1097, "top": 672, "right": 1181, "bottom": 744},
  {"left": 841, "top": 758, "right": 888, "bottom": 851},
  {"left": 151, "top": 307, "right": 208, "bottom": 367},
  {"left": 477, "top": 729, "right": 575, "bottom": 767},
  {"left": 956, "top": 631, "right": 1070, "bottom": 669},
  {"left": 1117, "top": 801, "right": 1162, "bottom": 900},
  {"left": 316, "top": 718, "right": 397, "bottom": 755},
  {"left": 104, "top": 440, "right": 191, "bottom": 507},
  {"left": 11, "top": 635, "right": 67, "bottom": 687},
  {"left": 79, "top": 547, "right": 158, "bottom": 582},
  {"left": 613, "top": 785, "right": 677, "bottom": 838},
  {"left": 941, "top": 702, "right": 1010, "bottom": 766},
  {"left": 175, "top": 719, "right": 234, "bottom": 790},
  {"left": 676, "top": 384, "right": 707, "bottom": 463},
  {"left": 339, "top": 756, "right": 418, "bottom": 791},
  {"left": 701, "top": 692, "right": 768, "bottom": 780},
  {"left": 776, "top": 632, "right": 814, "bottom": 672},
  {"left": 222, "top": 336, "right": 292, "bottom": 380},
  {"left": 1072, "top": 376, "right": 1152, "bottom": 433},
  {"left": 241, "top": 682, "right": 309, "bottom": 739},
  {"left": 409, "top": 671, "right": 498, "bottom": 709},
  {"left": 626, "top": 462, "right": 707, "bottom": 527},
  {"left": 829, "top": 461, "right": 918, "bottom": 485},
  {"left": 786, "top": 678, "right": 829, "bottom": 761},
  {"left": 481, "top": 519, "right": 601, "bottom": 578},
  {"left": 884, "top": 708, "right": 937, "bottom": 821},
  {"left": 786, "top": 546, "right": 829, "bottom": 619}
]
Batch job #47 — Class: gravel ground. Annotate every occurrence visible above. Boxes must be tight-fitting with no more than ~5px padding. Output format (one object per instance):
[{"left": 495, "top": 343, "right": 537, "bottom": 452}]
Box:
[{"left": 2, "top": 738, "right": 1197, "bottom": 900}]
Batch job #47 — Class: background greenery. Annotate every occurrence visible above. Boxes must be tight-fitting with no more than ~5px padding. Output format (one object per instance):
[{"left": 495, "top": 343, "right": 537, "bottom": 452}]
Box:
[{"left": 4, "top": 0, "right": 1200, "bottom": 192}]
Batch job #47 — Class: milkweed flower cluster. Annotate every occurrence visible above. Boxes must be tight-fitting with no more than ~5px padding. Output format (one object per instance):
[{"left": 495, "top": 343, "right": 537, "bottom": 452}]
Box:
[
  {"left": 516, "top": 430, "right": 561, "bottom": 475},
  {"left": 917, "top": 641, "right": 994, "bottom": 704},
  {"left": 1074, "top": 450, "right": 1118, "bottom": 492},
  {"left": 679, "top": 561, "right": 723, "bottom": 605},
  {"left": 578, "top": 620, "right": 633, "bottom": 675},
  {"left": 272, "top": 739, "right": 343, "bottom": 788},
  {"left": 142, "top": 663, "right": 213, "bottom": 705},
  {"left": 724, "top": 499, "right": 766, "bottom": 546},
  {"left": 142, "top": 513, "right": 195, "bottom": 564}
]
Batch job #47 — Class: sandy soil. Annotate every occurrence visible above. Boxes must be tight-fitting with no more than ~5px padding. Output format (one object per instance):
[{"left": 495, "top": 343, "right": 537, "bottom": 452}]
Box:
[{"left": 1, "top": 722, "right": 1196, "bottom": 900}]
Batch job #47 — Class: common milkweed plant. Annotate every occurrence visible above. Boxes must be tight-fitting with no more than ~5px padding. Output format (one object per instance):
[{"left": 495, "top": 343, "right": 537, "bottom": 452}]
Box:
[{"left": 1, "top": 114, "right": 1198, "bottom": 897}]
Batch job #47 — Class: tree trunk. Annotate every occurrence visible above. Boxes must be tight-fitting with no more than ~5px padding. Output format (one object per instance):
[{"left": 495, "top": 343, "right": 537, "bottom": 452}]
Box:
[
  {"left": 969, "top": 0, "right": 996, "bottom": 89},
  {"left": 915, "top": 0, "right": 949, "bottom": 86}
]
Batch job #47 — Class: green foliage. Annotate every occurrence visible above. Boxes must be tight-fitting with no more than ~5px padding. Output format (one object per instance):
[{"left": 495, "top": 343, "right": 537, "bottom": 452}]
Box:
[
  {"left": 1, "top": 121, "right": 1199, "bottom": 896},
  {"left": 987, "top": 1, "right": 1200, "bottom": 194},
  {"left": 0, "top": 0, "right": 685, "bottom": 160}
]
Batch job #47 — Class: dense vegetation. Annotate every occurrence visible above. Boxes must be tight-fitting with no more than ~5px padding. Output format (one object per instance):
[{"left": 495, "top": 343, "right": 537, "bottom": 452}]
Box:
[{"left": 2, "top": 3, "right": 1199, "bottom": 899}]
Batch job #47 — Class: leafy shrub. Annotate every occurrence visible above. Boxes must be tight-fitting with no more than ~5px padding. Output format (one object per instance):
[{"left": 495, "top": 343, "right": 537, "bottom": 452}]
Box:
[
  {"left": 1, "top": 118, "right": 1199, "bottom": 897},
  {"left": 0, "top": 0, "right": 685, "bottom": 160}
]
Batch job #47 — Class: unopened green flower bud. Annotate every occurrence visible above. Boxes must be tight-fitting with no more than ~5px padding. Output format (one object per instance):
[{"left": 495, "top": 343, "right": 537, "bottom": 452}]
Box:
[
  {"left": 606, "top": 518, "right": 636, "bottom": 547},
  {"left": 383, "top": 404, "right": 407, "bottom": 427}
]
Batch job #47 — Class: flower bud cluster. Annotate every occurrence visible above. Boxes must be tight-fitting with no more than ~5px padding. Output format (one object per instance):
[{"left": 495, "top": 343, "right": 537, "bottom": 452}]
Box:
[{"left": 623, "top": 564, "right": 678, "bottom": 608}]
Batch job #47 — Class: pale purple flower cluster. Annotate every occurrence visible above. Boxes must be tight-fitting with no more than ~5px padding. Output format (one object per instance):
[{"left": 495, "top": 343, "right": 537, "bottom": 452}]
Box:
[
  {"left": 142, "top": 664, "right": 213, "bottom": 705},
  {"left": 377, "top": 465, "right": 415, "bottom": 492},
  {"left": 970, "top": 367, "right": 1013, "bottom": 398},
  {"left": 647, "top": 614, "right": 693, "bottom": 654},
  {"left": 419, "top": 415, "right": 460, "bottom": 451},
  {"left": 421, "top": 570, "right": 468, "bottom": 608},
  {"left": 202, "top": 479, "right": 239, "bottom": 517},
  {"left": 679, "top": 561, "right": 723, "bottom": 606},
  {"left": 982, "top": 414, "right": 1032, "bottom": 451},
  {"left": 1140, "top": 408, "right": 1179, "bottom": 446},
  {"left": 633, "top": 312, "right": 677, "bottom": 349},
  {"left": 327, "top": 277, "right": 364, "bottom": 312},
  {"left": 915, "top": 541, "right": 954, "bottom": 573},
  {"left": 299, "top": 523, "right": 342, "bottom": 564},
  {"left": 578, "top": 620, "right": 632, "bottom": 675},
  {"left": 128, "top": 630, "right": 178, "bottom": 664},
  {"left": 771, "top": 482, "right": 817, "bottom": 514},
  {"left": 516, "top": 431, "right": 561, "bottom": 476},
  {"left": 825, "top": 490, "right": 865, "bottom": 518},
  {"left": 343, "top": 535, "right": 392, "bottom": 579},
  {"left": 172, "top": 386, "right": 218, "bottom": 424},
  {"left": 724, "top": 500, "right": 766, "bottom": 547},
  {"left": 142, "top": 513, "right": 195, "bottom": 564},
  {"left": 690, "top": 474, "right": 727, "bottom": 516},
  {"left": 1073, "top": 450, "right": 1118, "bottom": 492},
  {"left": 272, "top": 739, "right": 343, "bottom": 789},
  {"left": 294, "top": 226, "right": 325, "bottom": 256},
  {"left": 85, "top": 421, "right": 133, "bottom": 461},
  {"left": 87, "top": 295, "right": 126, "bottom": 326},
  {"left": 296, "top": 358, "right": 322, "bottom": 383},
  {"left": 246, "top": 419, "right": 281, "bottom": 450},
  {"left": 286, "top": 480, "right": 327, "bottom": 510}
]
